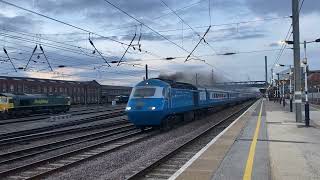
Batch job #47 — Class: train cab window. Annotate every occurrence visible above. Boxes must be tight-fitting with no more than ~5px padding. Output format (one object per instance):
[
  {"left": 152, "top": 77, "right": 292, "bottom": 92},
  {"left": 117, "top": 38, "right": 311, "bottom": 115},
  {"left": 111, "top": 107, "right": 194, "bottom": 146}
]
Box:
[
  {"left": 8, "top": 99, "right": 13, "bottom": 103},
  {"left": 0, "top": 97, "right": 7, "bottom": 103},
  {"left": 133, "top": 88, "right": 156, "bottom": 98}
]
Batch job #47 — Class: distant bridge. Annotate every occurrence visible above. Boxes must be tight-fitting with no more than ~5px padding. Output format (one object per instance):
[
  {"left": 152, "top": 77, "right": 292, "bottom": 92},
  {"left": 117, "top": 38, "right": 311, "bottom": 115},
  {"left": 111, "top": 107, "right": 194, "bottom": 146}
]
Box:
[{"left": 213, "top": 81, "right": 269, "bottom": 88}]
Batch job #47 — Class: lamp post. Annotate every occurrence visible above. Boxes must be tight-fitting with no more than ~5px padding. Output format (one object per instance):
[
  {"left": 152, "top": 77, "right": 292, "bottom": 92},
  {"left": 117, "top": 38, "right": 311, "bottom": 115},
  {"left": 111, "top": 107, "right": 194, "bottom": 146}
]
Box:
[
  {"left": 282, "top": 37, "right": 319, "bottom": 123},
  {"left": 276, "top": 64, "right": 293, "bottom": 111},
  {"left": 289, "top": 68, "right": 293, "bottom": 112},
  {"left": 303, "top": 40, "right": 309, "bottom": 126},
  {"left": 282, "top": 80, "right": 285, "bottom": 107},
  {"left": 277, "top": 73, "right": 281, "bottom": 104},
  {"left": 318, "top": 87, "right": 320, "bottom": 104}
]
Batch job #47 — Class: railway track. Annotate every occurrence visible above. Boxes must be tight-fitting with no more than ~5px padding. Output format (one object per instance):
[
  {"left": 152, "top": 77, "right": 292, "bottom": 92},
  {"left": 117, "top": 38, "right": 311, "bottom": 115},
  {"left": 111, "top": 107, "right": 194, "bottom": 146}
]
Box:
[
  {"left": 0, "top": 128, "right": 156, "bottom": 180},
  {"left": 126, "top": 101, "right": 254, "bottom": 180},
  {"left": 0, "top": 109, "right": 126, "bottom": 140},
  {"left": 0, "top": 117, "right": 129, "bottom": 146},
  {"left": 0, "top": 105, "right": 104, "bottom": 121},
  {"left": 0, "top": 122, "right": 136, "bottom": 166},
  {"left": 0, "top": 105, "right": 125, "bottom": 125}
]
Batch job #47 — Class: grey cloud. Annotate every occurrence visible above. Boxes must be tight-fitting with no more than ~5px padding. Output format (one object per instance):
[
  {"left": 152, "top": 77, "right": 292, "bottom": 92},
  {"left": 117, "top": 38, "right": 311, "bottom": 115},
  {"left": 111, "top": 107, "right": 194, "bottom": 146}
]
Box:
[
  {"left": 207, "top": 25, "right": 267, "bottom": 42},
  {"left": 245, "top": 0, "right": 320, "bottom": 16},
  {"left": 233, "top": 33, "right": 266, "bottom": 40},
  {"left": 33, "top": 0, "right": 181, "bottom": 20},
  {"left": 0, "top": 14, "right": 39, "bottom": 32},
  {"left": 119, "top": 32, "right": 175, "bottom": 41},
  {"left": 269, "top": 42, "right": 280, "bottom": 47}
]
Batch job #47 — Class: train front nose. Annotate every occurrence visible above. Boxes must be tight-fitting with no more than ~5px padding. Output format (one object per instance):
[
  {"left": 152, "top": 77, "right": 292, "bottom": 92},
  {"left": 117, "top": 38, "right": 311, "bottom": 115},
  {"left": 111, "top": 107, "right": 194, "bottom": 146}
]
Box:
[{"left": 126, "top": 98, "right": 166, "bottom": 126}]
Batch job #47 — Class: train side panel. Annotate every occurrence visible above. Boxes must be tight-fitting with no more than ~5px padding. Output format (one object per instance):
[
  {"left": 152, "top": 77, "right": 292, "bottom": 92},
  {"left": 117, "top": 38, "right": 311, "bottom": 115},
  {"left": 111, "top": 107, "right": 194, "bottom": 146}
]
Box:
[{"left": 169, "top": 88, "right": 196, "bottom": 113}]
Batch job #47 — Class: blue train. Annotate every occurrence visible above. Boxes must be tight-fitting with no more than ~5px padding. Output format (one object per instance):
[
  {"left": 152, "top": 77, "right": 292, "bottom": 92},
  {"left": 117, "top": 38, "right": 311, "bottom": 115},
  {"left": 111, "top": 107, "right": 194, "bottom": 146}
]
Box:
[{"left": 125, "top": 78, "right": 256, "bottom": 129}]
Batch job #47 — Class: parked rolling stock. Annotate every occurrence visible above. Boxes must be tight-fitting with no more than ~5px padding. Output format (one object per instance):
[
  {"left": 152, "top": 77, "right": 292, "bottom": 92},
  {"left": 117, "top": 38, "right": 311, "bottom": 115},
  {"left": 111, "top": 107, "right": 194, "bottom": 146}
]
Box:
[
  {"left": 126, "top": 78, "right": 257, "bottom": 129},
  {"left": 0, "top": 93, "right": 71, "bottom": 118}
]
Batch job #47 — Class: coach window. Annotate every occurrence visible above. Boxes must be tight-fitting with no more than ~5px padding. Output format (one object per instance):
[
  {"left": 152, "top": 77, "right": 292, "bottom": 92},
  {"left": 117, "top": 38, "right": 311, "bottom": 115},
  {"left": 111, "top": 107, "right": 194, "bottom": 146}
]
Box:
[
  {"left": 10, "top": 84, "right": 14, "bottom": 92},
  {"left": 18, "top": 85, "right": 22, "bottom": 93},
  {"left": 3, "top": 84, "right": 7, "bottom": 92}
]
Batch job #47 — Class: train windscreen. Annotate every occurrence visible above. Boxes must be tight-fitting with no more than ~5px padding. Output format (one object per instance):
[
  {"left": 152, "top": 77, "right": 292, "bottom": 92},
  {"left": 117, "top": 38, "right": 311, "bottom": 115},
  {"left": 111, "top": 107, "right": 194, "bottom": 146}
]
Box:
[
  {"left": 133, "top": 88, "right": 156, "bottom": 98},
  {"left": 0, "top": 97, "right": 7, "bottom": 104}
]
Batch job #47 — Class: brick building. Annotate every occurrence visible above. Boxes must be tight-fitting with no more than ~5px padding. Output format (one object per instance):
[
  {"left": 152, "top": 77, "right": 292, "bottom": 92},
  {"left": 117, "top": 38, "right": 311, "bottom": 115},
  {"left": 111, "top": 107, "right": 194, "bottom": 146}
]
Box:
[
  {"left": 0, "top": 76, "right": 101, "bottom": 104},
  {"left": 0, "top": 76, "right": 133, "bottom": 104},
  {"left": 100, "top": 85, "right": 132, "bottom": 103}
]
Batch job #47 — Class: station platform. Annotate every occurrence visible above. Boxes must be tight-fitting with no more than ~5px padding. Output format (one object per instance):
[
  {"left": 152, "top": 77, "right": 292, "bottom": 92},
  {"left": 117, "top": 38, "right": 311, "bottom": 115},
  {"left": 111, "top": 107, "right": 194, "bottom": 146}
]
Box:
[{"left": 169, "top": 99, "right": 320, "bottom": 180}]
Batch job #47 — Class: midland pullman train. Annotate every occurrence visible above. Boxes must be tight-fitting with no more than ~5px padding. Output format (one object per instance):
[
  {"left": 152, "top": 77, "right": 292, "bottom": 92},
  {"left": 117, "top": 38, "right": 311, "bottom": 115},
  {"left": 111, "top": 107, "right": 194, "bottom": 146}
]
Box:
[
  {"left": 0, "top": 93, "right": 71, "bottom": 118},
  {"left": 125, "top": 78, "right": 256, "bottom": 130}
]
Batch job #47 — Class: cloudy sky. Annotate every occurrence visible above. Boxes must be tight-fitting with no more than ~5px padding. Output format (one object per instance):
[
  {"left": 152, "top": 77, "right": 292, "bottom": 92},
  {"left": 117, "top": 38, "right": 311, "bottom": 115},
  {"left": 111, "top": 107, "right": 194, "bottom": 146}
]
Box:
[{"left": 0, "top": 0, "right": 319, "bottom": 86}]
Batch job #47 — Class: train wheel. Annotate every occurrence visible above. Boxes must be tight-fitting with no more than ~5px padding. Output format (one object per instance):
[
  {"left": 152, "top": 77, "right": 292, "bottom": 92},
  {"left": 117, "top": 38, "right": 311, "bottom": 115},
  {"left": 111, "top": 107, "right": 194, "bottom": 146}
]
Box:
[
  {"left": 2, "top": 112, "right": 8, "bottom": 119},
  {"left": 160, "top": 118, "right": 171, "bottom": 131},
  {"left": 139, "top": 126, "right": 146, "bottom": 132}
]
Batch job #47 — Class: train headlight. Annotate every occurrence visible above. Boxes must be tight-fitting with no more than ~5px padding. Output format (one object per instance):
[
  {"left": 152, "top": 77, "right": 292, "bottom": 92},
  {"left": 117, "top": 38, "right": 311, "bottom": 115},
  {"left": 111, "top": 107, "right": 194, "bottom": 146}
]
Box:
[
  {"left": 149, "top": 106, "right": 156, "bottom": 110},
  {"left": 126, "top": 106, "right": 131, "bottom": 111}
]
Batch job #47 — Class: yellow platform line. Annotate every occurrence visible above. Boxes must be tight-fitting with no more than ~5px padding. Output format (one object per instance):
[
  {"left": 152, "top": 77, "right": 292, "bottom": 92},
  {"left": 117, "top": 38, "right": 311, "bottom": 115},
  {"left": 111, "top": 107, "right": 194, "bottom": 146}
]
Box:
[{"left": 243, "top": 100, "right": 264, "bottom": 180}]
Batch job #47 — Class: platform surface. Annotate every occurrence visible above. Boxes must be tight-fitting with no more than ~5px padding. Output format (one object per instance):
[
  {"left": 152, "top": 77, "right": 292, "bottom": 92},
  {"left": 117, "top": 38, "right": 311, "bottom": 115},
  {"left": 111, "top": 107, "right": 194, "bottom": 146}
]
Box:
[{"left": 170, "top": 99, "right": 320, "bottom": 180}]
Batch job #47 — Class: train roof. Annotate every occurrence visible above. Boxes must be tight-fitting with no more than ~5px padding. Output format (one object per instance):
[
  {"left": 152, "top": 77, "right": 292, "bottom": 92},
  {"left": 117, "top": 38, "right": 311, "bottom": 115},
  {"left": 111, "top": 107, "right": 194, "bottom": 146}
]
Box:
[
  {"left": 152, "top": 78, "right": 197, "bottom": 90},
  {"left": 0, "top": 93, "right": 69, "bottom": 98}
]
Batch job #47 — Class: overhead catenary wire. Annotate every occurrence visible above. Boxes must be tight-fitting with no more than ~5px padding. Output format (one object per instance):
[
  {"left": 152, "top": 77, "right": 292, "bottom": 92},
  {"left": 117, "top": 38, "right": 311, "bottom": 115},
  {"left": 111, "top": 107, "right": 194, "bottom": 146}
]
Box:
[
  {"left": 99, "top": 0, "right": 207, "bottom": 34},
  {"left": 0, "top": 32, "right": 109, "bottom": 60},
  {"left": 117, "top": 33, "right": 137, "bottom": 66},
  {"left": 0, "top": 31, "right": 164, "bottom": 67},
  {"left": 0, "top": 0, "right": 168, "bottom": 66},
  {"left": 156, "top": 16, "right": 291, "bottom": 33},
  {"left": 0, "top": 0, "right": 292, "bottom": 83},
  {"left": 0, "top": 44, "right": 170, "bottom": 73},
  {"left": 272, "top": 0, "right": 305, "bottom": 69},
  {"left": 0, "top": 0, "right": 129, "bottom": 46},
  {"left": 89, "top": 37, "right": 111, "bottom": 67},
  {"left": 185, "top": 26, "right": 211, "bottom": 62},
  {"left": 160, "top": 0, "right": 217, "bottom": 54},
  {"left": 101, "top": 0, "right": 234, "bottom": 80},
  {"left": 2, "top": 47, "right": 17, "bottom": 72},
  {"left": 102, "top": 0, "right": 204, "bottom": 60},
  {"left": 0, "top": 53, "right": 164, "bottom": 79},
  {"left": 1, "top": 28, "right": 114, "bottom": 56},
  {"left": 39, "top": 44, "right": 54, "bottom": 71},
  {"left": 1, "top": 42, "right": 167, "bottom": 71}
]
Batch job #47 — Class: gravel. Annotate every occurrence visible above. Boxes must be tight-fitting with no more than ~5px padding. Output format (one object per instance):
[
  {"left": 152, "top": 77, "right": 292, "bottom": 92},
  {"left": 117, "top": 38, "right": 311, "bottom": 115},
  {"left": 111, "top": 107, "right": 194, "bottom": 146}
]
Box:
[
  {"left": 43, "top": 102, "right": 252, "bottom": 180},
  {"left": 0, "top": 105, "right": 124, "bottom": 134},
  {"left": 0, "top": 115, "right": 129, "bottom": 153},
  {"left": 0, "top": 128, "right": 141, "bottom": 172}
]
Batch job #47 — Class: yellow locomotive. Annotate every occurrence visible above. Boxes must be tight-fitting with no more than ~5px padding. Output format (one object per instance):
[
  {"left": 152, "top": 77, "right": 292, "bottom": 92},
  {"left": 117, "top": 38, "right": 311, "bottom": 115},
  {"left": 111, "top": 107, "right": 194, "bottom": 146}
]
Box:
[{"left": 0, "top": 93, "right": 71, "bottom": 118}]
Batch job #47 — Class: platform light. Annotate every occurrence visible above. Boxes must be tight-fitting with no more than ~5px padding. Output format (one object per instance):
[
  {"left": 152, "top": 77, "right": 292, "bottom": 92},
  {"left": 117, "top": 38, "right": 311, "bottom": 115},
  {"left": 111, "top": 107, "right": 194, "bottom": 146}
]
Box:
[
  {"left": 150, "top": 106, "right": 156, "bottom": 110},
  {"left": 125, "top": 106, "right": 131, "bottom": 111}
]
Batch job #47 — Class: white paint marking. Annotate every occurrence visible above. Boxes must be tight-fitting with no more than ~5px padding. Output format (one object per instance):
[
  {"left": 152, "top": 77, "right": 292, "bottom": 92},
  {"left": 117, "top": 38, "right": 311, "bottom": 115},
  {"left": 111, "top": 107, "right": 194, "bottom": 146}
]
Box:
[{"left": 168, "top": 100, "right": 261, "bottom": 180}]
